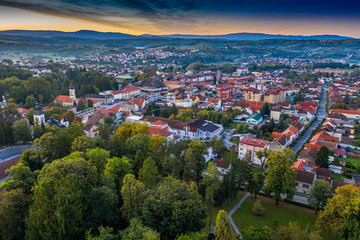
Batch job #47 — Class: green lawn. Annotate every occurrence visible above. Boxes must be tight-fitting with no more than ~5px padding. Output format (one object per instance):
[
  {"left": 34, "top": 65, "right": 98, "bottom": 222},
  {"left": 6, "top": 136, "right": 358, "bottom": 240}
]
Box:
[
  {"left": 203, "top": 191, "right": 245, "bottom": 232},
  {"left": 233, "top": 195, "right": 317, "bottom": 231},
  {"left": 331, "top": 173, "right": 346, "bottom": 181},
  {"left": 346, "top": 156, "right": 360, "bottom": 167}
]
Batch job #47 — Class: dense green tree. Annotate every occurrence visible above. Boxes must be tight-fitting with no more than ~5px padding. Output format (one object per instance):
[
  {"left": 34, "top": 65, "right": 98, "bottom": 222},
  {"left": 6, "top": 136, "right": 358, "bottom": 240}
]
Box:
[
  {"left": 0, "top": 189, "right": 29, "bottom": 240},
  {"left": 140, "top": 178, "right": 206, "bottom": 239},
  {"left": 275, "top": 222, "right": 322, "bottom": 240},
  {"left": 183, "top": 140, "right": 207, "bottom": 183},
  {"left": 214, "top": 210, "right": 236, "bottom": 240},
  {"left": 247, "top": 173, "right": 265, "bottom": 198},
  {"left": 203, "top": 162, "right": 221, "bottom": 227},
  {"left": 12, "top": 119, "right": 32, "bottom": 144},
  {"left": 268, "top": 118, "right": 275, "bottom": 132},
  {"left": 308, "top": 179, "right": 333, "bottom": 214},
  {"left": 26, "top": 108, "right": 35, "bottom": 125},
  {"left": 265, "top": 151, "right": 296, "bottom": 205},
  {"left": 176, "top": 232, "right": 208, "bottom": 240},
  {"left": 33, "top": 118, "right": 43, "bottom": 139},
  {"left": 85, "top": 226, "right": 118, "bottom": 240},
  {"left": 162, "top": 156, "right": 182, "bottom": 178},
  {"left": 260, "top": 102, "right": 270, "bottom": 117},
  {"left": 18, "top": 149, "right": 44, "bottom": 172},
  {"left": 120, "top": 218, "right": 160, "bottom": 240},
  {"left": 102, "top": 156, "right": 132, "bottom": 194},
  {"left": 316, "top": 146, "right": 329, "bottom": 168},
  {"left": 86, "top": 148, "right": 110, "bottom": 173},
  {"left": 86, "top": 186, "right": 119, "bottom": 231},
  {"left": 0, "top": 163, "right": 36, "bottom": 195},
  {"left": 26, "top": 158, "right": 98, "bottom": 240},
  {"left": 121, "top": 174, "right": 144, "bottom": 222},
  {"left": 317, "top": 185, "right": 360, "bottom": 239},
  {"left": 71, "top": 135, "right": 97, "bottom": 153},
  {"left": 139, "top": 157, "right": 161, "bottom": 188},
  {"left": 170, "top": 104, "right": 178, "bottom": 116},
  {"left": 242, "top": 225, "right": 273, "bottom": 240},
  {"left": 233, "top": 151, "right": 253, "bottom": 190},
  {"left": 25, "top": 95, "right": 36, "bottom": 109}
]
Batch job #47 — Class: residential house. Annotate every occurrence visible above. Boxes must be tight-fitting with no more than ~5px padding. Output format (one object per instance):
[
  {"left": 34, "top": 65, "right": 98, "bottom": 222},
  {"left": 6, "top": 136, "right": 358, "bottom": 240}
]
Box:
[
  {"left": 238, "top": 136, "right": 270, "bottom": 166},
  {"left": 295, "top": 170, "right": 316, "bottom": 194},
  {"left": 213, "top": 158, "right": 231, "bottom": 175},
  {"left": 246, "top": 113, "right": 263, "bottom": 125}
]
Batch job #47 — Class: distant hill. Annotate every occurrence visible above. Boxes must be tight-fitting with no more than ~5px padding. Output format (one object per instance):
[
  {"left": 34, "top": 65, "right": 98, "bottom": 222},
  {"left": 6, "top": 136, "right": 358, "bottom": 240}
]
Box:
[{"left": 0, "top": 30, "right": 354, "bottom": 41}]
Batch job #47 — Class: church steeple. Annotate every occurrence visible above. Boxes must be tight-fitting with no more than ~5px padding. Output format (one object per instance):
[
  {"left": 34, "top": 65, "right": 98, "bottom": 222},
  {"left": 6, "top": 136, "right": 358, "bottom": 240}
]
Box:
[
  {"left": 69, "top": 82, "right": 76, "bottom": 100},
  {"left": 33, "top": 100, "right": 45, "bottom": 124}
]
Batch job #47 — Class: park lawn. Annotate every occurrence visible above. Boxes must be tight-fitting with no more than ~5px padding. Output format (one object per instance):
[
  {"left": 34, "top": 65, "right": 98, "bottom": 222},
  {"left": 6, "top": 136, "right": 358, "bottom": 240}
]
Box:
[
  {"left": 346, "top": 156, "right": 360, "bottom": 167},
  {"left": 233, "top": 195, "right": 317, "bottom": 231},
  {"left": 203, "top": 191, "right": 245, "bottom": 232}
]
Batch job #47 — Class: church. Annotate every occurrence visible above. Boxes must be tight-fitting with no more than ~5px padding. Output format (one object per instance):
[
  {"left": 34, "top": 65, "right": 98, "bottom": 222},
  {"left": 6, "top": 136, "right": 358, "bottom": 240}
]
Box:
[{"left": 54, "top": 82, "right": 77, "bottom": 107}]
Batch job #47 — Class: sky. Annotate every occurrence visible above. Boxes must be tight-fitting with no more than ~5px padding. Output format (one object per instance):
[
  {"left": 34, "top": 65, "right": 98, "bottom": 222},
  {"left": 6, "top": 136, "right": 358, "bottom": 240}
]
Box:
[{"left": 0, "top": 0, "right": 360, "bottom": 37}]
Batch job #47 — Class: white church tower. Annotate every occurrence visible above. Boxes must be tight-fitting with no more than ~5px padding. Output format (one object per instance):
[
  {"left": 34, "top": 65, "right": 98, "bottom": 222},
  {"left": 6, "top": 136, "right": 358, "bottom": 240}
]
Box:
[
  {"left": 33, "top": 101, "right": 45, "bottom": 125},
  {"left": 69, "top": 82, "right": 76, "bottom": 100}
]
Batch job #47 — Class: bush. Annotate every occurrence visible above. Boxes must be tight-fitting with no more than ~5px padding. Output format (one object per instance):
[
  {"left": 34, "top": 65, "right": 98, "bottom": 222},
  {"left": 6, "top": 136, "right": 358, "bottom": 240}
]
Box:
[{"left": 252, "top": 200, "right": 265, "bottom": 216}]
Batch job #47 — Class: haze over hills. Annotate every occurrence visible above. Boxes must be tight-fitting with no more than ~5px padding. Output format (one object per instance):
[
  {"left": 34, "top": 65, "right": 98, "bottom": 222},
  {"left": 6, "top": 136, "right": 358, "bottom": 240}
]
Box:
[{"left": 0, "top": 30, "right": 354, "bottom": 41}]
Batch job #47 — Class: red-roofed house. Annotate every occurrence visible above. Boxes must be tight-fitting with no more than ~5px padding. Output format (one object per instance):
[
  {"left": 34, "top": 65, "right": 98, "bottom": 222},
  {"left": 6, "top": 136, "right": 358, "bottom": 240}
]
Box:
[
  {"left": 238, "top": 136, "right": 269, "bottom": 166},
  {"left": 207, "top": 98, "right": 221, "bottom": 110},
  {"left": 330, "top": 109, "right": 360, "bottom": 120}
]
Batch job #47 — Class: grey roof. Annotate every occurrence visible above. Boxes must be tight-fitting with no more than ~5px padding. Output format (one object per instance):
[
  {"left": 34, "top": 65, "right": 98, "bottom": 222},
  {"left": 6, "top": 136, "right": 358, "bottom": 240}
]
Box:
[
  {"left": 34, "top": 101, "right": 44, "bottom": 115},
  {"left": 69, "top": 82, "right": 75, "bottom": 89},
  {"left": 140, "top": 78, "right": 164, "bottom": 89},
  {"left": 185, "top": 119, "right": 219, "bottom": 133}
]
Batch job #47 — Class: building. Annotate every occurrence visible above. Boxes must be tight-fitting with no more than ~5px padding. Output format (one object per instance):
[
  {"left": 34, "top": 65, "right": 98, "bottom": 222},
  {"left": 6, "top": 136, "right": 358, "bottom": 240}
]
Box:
[
  {"left": 238, "top": 137, "right": 269, "bottom": 166},
  {"left": 213, "top": 158, "right": 231, "bottom": 175},
  {"left": 264, "top": 87, "right": 286, "bottom": 104},
  {"left": 246, "top": 113, "right": 263, "bottom": 125},
  {"left": 295, "top": 170, "right": 316, "bottom": 194},
  {"left": 33, "top": 101, "right": 45, "bottom": 124},
  {"left": 178, "top": 119, "right": 222, "bottom": 141},
  {"left": 329, "top": 109, "right": 360, "bottom": 120},
  {"left": 54, "top": 83, "right": 77, "bottom": 107},
  {"left": 242, "top": 88, "right": 262, "bottom": 102}
]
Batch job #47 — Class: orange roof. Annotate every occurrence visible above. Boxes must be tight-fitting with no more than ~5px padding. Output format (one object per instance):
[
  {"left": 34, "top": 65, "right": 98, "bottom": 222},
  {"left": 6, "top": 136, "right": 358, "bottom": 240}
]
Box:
[
  {"left": 285, "top": 126, "right": 299, "bottom": 135},
  {"left": 304, "top": 143, "right": 322, "bottom": 150},
  {"left": 330, "top": 109, "right": 360, "bottom": 115},
  {"left": 120, "top": 86, "right": 140, "bottom": 93},
  {"left": 149, "top": 126, "right": 171, "bottom": 137},
  {"left": 127, "top": 98, "right": 145, "bottom": 107},
  {"left": 55, "top": 95, "right": 72, "bottom": 103},
  {"left": 272, "top": 132, "right": 283, "bottom": 138}
]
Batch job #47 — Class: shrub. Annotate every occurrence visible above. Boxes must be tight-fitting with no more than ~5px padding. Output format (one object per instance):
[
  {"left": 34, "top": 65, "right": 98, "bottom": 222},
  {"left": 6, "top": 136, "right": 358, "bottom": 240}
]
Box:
[{"left": 252, "top": 200, "right": 265, "bottom": 216}]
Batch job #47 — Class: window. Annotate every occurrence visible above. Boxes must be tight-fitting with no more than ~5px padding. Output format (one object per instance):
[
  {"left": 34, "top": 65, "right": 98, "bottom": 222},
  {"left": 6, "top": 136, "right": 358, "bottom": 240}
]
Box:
[{"left": 303, "top": 184, "right": 308, "bottom": 188}]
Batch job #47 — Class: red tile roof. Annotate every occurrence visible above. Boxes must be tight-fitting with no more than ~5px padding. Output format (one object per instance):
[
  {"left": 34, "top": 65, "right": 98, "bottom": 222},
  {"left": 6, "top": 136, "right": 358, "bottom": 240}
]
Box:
[
  {"left": 213, "top": 158, "right": 230, "bottom": 169},
  {"left": 120, "top": 86, "right": 140, "bottom": 93},
  {"left": 54, "top": 95, "right": 72, "bottom": 103},
  {"left": 0, "top": 156, "right": 21, "bottom": 179},
  {"left": 330, "top": 109, "right": 360, "bottom": 115},
  {"left": 239, "top": 136, "right": 269, "bottom": 148}
]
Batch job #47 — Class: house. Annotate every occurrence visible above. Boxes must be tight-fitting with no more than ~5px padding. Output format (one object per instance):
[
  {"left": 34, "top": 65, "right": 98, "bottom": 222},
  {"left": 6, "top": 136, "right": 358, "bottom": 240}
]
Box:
[
  {"left": 330, "top": 109, "right": 360, "bottom": 120},
  {"left": 298, "top": 147, "right": 318, "bottom": 163},
  {"left": 238, "top": 137, "right": 269, "bottom": 166},
  {"left": 246, "top": 113, "right": 263, "bottom": 125},
  {"left": 207, "top": 98, "right": 222, "bottom": 110},
  {"left": 213, "top": 158, "right": 231, "bottom": 175},
  {"left": 295, "top": 170, "right": 316, "bottom": 194},
  {"left": 268, "top": 134, "right": 290, "bottom": 151},
  {"left": 178, "top": 118, "right": 222, "bottom": 141},
  {"left": 54, "top": 82, "right": 77, "bottom": 107}
]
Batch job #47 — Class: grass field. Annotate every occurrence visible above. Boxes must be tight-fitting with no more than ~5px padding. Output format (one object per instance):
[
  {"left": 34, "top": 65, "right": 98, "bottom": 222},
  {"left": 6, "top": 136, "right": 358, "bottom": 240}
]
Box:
[
  {"left": 203, "top": 191, "right": 245, "bottom": 232},
  {"left": 233, "top": 195, "right": 317, "bottom": 231},
  {"left": 346, "top": 156, "right": 360, "bottom": 167}
]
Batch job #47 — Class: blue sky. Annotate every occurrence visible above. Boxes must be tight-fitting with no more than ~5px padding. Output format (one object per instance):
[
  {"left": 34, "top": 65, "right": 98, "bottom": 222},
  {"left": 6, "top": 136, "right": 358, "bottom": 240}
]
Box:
[{"left": 0, "top": 0, "right": 359, "bottom": 37}]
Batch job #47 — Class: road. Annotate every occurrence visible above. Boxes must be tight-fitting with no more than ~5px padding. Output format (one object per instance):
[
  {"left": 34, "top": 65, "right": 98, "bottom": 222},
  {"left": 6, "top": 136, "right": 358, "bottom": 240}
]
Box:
[{"left": 292, "top": 85, "right": 327, "bottom": 153}]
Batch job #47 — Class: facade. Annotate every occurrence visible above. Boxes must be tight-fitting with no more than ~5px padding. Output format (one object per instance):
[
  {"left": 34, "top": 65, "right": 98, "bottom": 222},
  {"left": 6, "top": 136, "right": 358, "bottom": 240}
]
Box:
[
  {"left": 246, "top": 113, "right": 263, "bottom": 124},
  {"left": 54, "top": 83, "right": 77, "bottom": 107},
  {"left": 264, "top": 87, "right": 286, "bottom": 103},
  {"left": 295, "top": 170, "right": 316, "bottom": 194},
  {"left": 33, "top": 101, "right": 45, "bottom": 124},
  {"left": 238, "top": 136, "right": 269, "bottom": 166},
  {"left": 242, "top": 88, "right": 262, "bottom": 102}
]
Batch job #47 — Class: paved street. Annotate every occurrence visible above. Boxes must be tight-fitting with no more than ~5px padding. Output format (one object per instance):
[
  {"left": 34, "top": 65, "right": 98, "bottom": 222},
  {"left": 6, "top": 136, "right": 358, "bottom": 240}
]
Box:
[{"left": 292, "top": 85, "right": 327, "bottom": 153}]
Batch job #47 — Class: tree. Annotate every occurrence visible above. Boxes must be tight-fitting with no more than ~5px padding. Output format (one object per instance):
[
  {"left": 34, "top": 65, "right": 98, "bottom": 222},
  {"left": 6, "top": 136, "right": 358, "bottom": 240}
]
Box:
[
  {"left": 12, "top": 119, "right": 32, "bottom": 144},
  {"left": 183, "top": 140, "right": 207, "bottom": 183},
  {"left": 25, "top": 95, "right": 36, "bottom": 109},
  {"left": 71, "top": 135, "right": 97, "bottom": 152},
  {"left": 18, "top": 149, "right": 44, "bottom": 172},
  {"left": 120, "top": 218, "right": 160, "bottom": 240},
  {"left": 0, "top": 189, "right": 29, "bottom": 240},
  {"left": 316, "top": 185, "right": 360, "bottom": 239},
  {"left": 86, "top": 186, "right": 119, "bottom": 231},
  {"left": 260, "top": 102, "right": 270, "bottom": 118},
  {"left": 242, "top": 225, "right": 273, "bottom": 240},
  {"left": 0, "top": 163, "right": 36, "bottom": 195},
  {"left": 214, "top": 210, "right": 236, "bottom": 240},
  {"left": 232, "top": 151, "right": 253, "bottom": 190},
  {"left": 308, "top": 179, "right": 333, "bottom": 214},
  {"left": 275, "top": 222, "right": 322, "bottom": 240},
  {"left": 26, "top": 158, "right": 98, "bottom": 240},
  {"left": 103, "top": 156, "right": 132, "bottom": 194},
  {"left": 134, "top": 149, "right": 145, "bottom": 177},
  {"left": 86, "top": 148, "right": 110, "bottom": 173},
  {"left": 344, "top": 93, "right": 350, "bottom": 105},
  {"left": 255, "top": 149, "right": 269, "bottom": 170},
  {"left": 247, "top": 173, "right": 265, "bottom": 198},
  {"left": 268, "top": 118, "right": 275, "bottom": 132},
  {"left": 26, "top": 108, "right": 35, "bottom": 125},
  {"left": 265, "top": 151, "right": 296, "bottom": 205},
  {"left": 139, "top": 157, "right": 160, "bottom": 188},
  {"left": 121, "top": 174, "right": 145, "bottom": 222},
  {"left": 316, "top": 146, "right": 329, "bottom": 168},
  {"left": 33, "top": 118, "right": 43, "bottom": 139},
  {"left": 162, "top": 156, "right": 182, "bottom": 178},
  {"left": 203, "top": 162, "right": 221, "bottom": 227},
  {"left": 170, "top": 103, "right": 178, "bottom": 116},
  {"left": 140, "top": 178, "right": 206, "bottom": 239},
  {"left": 85, "top": 226, "right": 118, "bottom": 240},
  {"left": 176, "top": 232, "right": 208, "bottom": 240}
]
